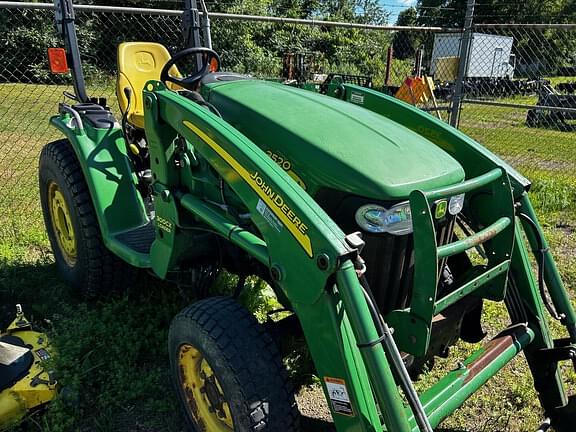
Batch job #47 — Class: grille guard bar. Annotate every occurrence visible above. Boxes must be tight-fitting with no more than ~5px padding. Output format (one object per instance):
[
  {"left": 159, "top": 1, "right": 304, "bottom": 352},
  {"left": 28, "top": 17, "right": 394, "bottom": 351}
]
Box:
[{"left": 387, "top": 167, "right": 516, "bottom": 356}]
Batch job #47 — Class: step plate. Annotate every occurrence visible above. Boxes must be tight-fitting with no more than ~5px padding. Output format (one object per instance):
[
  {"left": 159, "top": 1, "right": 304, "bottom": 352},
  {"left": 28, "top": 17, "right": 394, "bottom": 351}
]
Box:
[{"left": 114, "top": 222, "right": 155, "bottom": 254}]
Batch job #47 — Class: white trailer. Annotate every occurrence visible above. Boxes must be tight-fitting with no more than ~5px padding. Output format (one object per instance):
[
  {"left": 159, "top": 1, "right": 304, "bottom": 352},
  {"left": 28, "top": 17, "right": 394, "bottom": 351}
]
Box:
[{"left": 430, "top": 32, "right": 515, "bottom": 80}]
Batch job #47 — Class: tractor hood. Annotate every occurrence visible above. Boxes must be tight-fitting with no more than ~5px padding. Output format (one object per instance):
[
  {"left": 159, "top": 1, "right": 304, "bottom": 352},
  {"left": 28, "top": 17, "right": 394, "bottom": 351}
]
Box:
[{"left": 204, "top": 79, "right": 465, "bottom": 200}]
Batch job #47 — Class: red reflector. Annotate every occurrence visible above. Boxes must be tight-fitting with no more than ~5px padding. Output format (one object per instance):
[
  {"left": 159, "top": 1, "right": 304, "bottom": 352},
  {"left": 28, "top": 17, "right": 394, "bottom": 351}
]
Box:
[
  {"left": 48, "top": 48, "right": 68, "bottom": 74},
  {"left": 209, "top": 57, "right": 219, "bottom": 73}
]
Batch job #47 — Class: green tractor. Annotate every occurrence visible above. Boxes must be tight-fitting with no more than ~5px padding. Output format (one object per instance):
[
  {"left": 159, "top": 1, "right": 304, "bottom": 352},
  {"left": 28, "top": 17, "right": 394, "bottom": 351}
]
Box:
[{"left": 39, "top": 0, "right": 576, "bottom": 430}]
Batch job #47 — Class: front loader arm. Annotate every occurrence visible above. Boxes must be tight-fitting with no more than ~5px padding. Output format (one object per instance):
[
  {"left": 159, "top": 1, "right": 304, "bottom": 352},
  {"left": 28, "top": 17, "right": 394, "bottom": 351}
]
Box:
[
  {"left": 326, "top": 83, "right": 576, "bottom": 427},
  {"left": 143, "top": 81, "right": 413, "bottom": 432}
]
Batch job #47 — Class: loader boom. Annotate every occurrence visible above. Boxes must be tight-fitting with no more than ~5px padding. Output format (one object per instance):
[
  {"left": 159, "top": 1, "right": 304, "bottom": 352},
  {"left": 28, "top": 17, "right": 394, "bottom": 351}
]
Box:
[{"left": 140, "top": 80, "right": 576, "bottom": 431}]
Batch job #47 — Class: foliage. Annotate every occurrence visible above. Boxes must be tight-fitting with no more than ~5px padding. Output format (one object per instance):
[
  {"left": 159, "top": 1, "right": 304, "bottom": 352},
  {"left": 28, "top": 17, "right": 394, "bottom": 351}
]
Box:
[
  {"left": 393, "top": 7, "right": 420, "bottom": 59},
  {"left": 1, "top": 0, "right": 393, "bottom": 84},
  {"left": 416, "top": 0, "right": 574, "bottom": 27}
]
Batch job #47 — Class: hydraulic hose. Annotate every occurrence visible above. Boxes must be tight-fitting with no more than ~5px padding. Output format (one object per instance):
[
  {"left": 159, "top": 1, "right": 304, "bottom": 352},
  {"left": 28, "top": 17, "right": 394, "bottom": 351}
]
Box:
[
  {"left": 358, "top": 274, "right": 434, "bottom": 432},
  {"left": 517, "top": 212, "right": 561, "bottom": 321}
]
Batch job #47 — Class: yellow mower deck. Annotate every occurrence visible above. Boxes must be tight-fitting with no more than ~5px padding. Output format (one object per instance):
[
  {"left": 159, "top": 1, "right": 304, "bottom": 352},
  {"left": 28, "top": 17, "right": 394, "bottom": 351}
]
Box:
[{"left": 0, "top": 307, "right": 57, "bottom": 430}]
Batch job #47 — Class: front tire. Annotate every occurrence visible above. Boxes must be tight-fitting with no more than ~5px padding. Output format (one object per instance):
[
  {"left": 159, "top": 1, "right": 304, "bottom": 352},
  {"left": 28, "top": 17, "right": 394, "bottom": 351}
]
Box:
[
  {"left": 169, "top": 297, "right": 300, "bottom": 432},
  {"left": 39, "top": 139, "right": 133, "bottom": 298}
]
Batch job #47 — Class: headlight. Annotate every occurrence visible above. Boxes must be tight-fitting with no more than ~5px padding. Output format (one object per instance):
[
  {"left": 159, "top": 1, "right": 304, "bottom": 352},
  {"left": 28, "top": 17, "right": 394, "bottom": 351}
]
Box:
[
  {"left": 448, "top": 193, "right": 465, "bottom": 215},
  {"left": 355, "top": 201, "right": 413, "bottom": 235}
]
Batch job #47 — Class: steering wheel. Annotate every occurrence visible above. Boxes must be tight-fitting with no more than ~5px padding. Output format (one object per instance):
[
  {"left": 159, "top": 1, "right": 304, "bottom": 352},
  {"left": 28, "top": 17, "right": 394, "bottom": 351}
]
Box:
[{"left": 160, "top": 47, "right": 220, "bottom": 91}]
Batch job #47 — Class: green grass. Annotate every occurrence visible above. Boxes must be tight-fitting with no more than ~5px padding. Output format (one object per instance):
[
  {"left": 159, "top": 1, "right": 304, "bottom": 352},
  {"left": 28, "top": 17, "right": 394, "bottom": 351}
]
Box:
[
  {"left": 431, "top": 98, "right": 576, "bottom": 432},
  {"left": 1, "top": 82, "right": 575, "bottom": 431},
  {"left": 0, "top": 82, "right": 119, "bottom": 239}
]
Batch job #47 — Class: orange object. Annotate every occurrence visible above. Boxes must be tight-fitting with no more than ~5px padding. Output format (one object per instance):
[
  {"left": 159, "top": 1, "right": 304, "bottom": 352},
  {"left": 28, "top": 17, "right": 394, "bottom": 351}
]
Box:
[
  {"left": 395, "top": 76, "right": 437, "bottom": 106},
  {"left": 47, "top": 48, "right": 68, "bottom": 74},
  {"left": 395, "top": 76, "right": 428, "bottom": 104},
  {"left": 209, "top": 56, "right": 219, "bottom": 72}
]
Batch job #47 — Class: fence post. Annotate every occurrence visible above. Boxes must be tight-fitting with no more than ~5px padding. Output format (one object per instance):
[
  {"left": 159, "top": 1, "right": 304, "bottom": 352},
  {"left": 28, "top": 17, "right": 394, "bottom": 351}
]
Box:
[{"left": 449, "top": 0, "right": 475, "bottom": 127}]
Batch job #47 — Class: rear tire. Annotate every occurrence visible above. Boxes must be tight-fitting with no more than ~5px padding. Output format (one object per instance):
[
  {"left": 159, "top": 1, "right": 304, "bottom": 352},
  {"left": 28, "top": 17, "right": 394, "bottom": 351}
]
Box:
[
  {"left": 169, "top": 296, "right": 300, "bottom": 432},
  {"left": 39, "top": 139, "right": 134, "bottom": 298}
]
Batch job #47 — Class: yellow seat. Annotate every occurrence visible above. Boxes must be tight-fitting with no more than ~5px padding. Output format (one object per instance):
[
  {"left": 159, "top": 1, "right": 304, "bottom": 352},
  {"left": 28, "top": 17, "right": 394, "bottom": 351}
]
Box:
[{"left": 116, "top": 42, "right": 180, "bottom": 129}]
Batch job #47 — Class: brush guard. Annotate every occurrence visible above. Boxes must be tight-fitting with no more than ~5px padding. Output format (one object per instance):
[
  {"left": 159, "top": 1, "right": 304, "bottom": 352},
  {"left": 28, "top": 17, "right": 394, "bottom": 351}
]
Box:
[
  {"left": 335, "top": 169, "right": 576, "bottom": 431},
  {"left": 387, "top": 168, "right": 515, "bottom": 357}
]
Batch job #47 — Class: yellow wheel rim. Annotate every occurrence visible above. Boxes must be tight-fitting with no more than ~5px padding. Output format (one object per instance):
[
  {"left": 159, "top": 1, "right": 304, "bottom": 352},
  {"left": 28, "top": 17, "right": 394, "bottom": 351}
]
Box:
[
  {"left": 47, "top": 181, "right": 77, "bottom": 266},
  {"left": 178, "top": 344, "right": 234, "bottom": 431}
]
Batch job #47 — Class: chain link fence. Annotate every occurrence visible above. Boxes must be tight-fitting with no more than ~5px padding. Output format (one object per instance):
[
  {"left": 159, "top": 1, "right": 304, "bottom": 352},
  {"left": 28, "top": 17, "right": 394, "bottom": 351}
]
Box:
[
  {"left": 0, "top": 2, "right": 574, "bottom": 239},
  {"left": 456, "top": 23, "right": 576, "bottom": 176},
  {"left": 0, "top": 4, "right": 186, "bottom": 237}
]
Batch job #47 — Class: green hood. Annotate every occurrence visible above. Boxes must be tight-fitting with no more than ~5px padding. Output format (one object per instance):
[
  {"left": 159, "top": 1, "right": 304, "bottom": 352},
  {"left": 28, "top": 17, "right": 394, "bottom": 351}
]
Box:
[{"left": 205, "top": 79, "right": 465, "bottom": 200}]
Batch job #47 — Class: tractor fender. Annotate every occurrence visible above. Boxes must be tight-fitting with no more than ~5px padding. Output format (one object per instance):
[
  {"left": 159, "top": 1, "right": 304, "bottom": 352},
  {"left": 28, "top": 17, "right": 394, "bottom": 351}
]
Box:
[{"left": 49, "top": 116, "right": 149, "bottom": 266}]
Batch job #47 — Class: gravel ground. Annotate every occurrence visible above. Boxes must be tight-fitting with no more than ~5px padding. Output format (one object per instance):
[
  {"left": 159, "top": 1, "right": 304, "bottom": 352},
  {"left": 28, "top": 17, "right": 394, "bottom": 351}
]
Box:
[{"left": 297, "top": 384, "right": 336, "bottom": 432}]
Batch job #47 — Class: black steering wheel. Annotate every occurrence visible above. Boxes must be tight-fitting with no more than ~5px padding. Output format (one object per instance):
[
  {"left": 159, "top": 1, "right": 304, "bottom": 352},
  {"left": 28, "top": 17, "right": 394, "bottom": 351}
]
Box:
[{"left": 160, "top": 47, "right": 220, "bottom": 91}]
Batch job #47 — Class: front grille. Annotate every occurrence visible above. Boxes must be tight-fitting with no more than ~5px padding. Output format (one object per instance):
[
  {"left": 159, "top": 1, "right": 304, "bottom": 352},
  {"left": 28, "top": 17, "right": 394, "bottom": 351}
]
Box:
[
  {"left": 363, "top": 233, "right": 414, "bottom": 315},
  {"left": 312, "top": 188, "right": 456, "bottom": 315},
  {"left": 363, "top": 218, "right": 455, "bottom": 315}
]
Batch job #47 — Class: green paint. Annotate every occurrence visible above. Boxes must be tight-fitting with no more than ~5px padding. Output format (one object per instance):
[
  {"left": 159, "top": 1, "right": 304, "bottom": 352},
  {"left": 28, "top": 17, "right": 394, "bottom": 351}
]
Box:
[
  {"left": 45, "top": 74, "right": 576, "bottom": 432},
  {"left": 203, "top": 80, "right": 465, "bottom": 200},
  {"left": 434, "top": 200, "right": 447, "bottom": 219},
  {"left": 49, "top": 115, "right": 150, "bottom": 267},
  {"left": 436, "top": 217, "right": 511, "bottom": 259},
  {"left": 407, "top": 325, "right": 534, "bottom": 430},
  {"left": 332, "top": 84, "right": 531, "bottom": 200}
]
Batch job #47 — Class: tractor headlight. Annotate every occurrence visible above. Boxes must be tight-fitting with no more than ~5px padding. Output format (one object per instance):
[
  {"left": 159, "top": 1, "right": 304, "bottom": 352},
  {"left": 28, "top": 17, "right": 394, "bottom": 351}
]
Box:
[
  {"left": 448, "top": 193, "right": 465, "bottom": 216},
  {"left": 355, "top": 201, "right": 413, "bottom": 235}
]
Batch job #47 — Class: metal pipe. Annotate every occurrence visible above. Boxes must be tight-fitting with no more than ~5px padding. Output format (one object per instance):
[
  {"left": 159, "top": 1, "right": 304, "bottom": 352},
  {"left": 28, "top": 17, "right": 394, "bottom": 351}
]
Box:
[
  {"left": 414, "top": 47, "right": 423, "bottom": 78},
  {"left": 437, "top": 217, "right": 511, "bottom": 259},
  {"left": 360, "top": 284, "right": 433, "bottom": 432},
  {"left": 199, "top": 0, "right": 212, "bottom": 49},
  {"left": 422, "top": 105, "right": 451, "bottom": 112},
  {"left": 1, "top": 2, "right": 461, "bottom": 32},
  {"left": 408, "top": 325, "right": 534, "bottom": 429},
  {"left": 183, "top": 0, "right": 204, "bottom": 70},
  {"left": 434, "top": 261, "right": 510, "bottom": 313},
  {"left": 424, "top": 167, "right": 501, "bottom": 201},
  {"left": 476, "top": 23, "right": 576, "bottom": 29},
  {"left": 54, "top": 0, "right": 89, "bottom": 103},
  {"left": 178, "top": 193, "right": 269, "bottom": 265},
  {"left": 449, "top": 0, "right": 475, "bottom": 127},
  {"left": 385, "top": 46, "right": 393, "bottom": 86},
  {"left": 464, "top": 98, "right": 576, "bottom": 114},
  {"left": 58, "top": 103, "right": 84, "bottom": 131},
  {"left": 336, "top": 262, "right": 413, "bottom": 432},
  {"left": 518, "top": 194, "right": 576, "bottom": 342}
]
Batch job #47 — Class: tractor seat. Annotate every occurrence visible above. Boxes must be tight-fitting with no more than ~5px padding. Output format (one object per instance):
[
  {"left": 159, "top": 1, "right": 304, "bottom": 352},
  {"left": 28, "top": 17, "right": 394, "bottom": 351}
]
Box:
[{"left": 116, "top": 42, "right": 181, "bottom": 129}]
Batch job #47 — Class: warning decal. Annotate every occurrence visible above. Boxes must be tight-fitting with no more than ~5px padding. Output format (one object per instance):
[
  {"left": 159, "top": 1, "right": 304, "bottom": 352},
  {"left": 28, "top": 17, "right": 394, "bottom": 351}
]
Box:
[
  {"left": 35, "top": 348, "right": 51, "bottom": 361},
  {"left": 256, "top": 199, "right": 283, "bottom": 232},
  {"left": 350, "top": 92, "right": 365, "bottom": 105},
  {"left": 324, "top": 377, "right": 354, "bottom": 417}
]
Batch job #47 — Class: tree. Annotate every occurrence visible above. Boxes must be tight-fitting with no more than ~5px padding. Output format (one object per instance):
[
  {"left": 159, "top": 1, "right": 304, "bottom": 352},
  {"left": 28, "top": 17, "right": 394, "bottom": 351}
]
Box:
[
  {"left": 393, "top": 7, "right": 421, "bottom": 59},
  {"left": 416, "top": 0, "right": 572, "bottom": 27}
]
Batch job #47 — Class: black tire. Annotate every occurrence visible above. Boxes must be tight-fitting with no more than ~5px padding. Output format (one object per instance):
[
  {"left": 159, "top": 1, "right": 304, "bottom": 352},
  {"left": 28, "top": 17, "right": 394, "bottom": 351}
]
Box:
[
  {"left": 169, "top": 297, "right": 300, "bottom": 432},
  {"left": 39, "top": 139, "right": 133, "bottom": 298}
]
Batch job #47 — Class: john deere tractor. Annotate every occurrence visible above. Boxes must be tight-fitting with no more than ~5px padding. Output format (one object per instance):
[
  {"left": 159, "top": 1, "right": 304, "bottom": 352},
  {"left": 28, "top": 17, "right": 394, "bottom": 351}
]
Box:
[{"left": 37, "top": 0, "right": 576, "bottom": 430}]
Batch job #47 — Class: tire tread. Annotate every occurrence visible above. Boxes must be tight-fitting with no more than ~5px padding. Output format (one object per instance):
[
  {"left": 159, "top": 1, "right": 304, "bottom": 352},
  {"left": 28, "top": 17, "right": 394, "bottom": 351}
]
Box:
[
  {"left": 170, "top": 297, "right": 300, "bottom": 432},
  {"left": 39, "top": 139, "right": 133, "bottom": 297}
]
